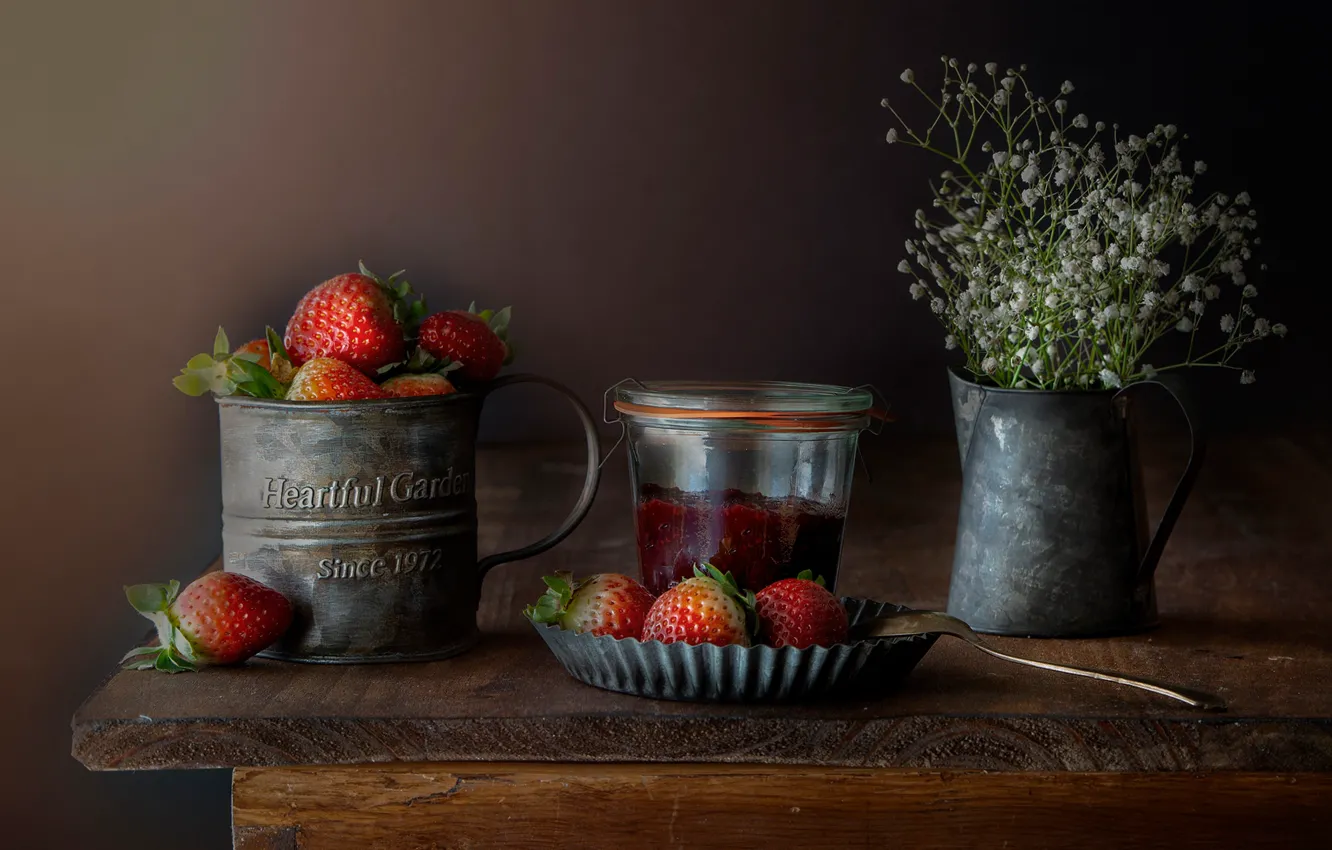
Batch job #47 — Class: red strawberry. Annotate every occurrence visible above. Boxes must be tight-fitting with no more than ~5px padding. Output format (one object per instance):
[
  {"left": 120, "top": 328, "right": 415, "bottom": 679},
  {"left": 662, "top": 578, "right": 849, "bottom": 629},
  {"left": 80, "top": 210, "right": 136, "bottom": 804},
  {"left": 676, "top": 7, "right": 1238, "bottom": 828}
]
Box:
[
  {"left": 753, "top": 570, "right": 848, "bottom": 648},
  {"left": 286, "top": 357, "right": 388, "bottom": 401},
  {"left": 418, "top": 304, "right": 512, "bottom": 382},
  {"left": 380, "top": 373, "right": 458, "bottom": 397},
  {"left": 122, "top": 573, "right": 294, "bottom": 672},
  {"left": 641, "top": 564, "right": 754, "bottom": 647},
  {"left": 283, "top": 263, "right": 426, "bottom": 375},
  {"left": 525, "top": 572, "right": 656, "bottom": 640},
  {"left": 233, "top": 338, "right": 272, "bottom": 371}
]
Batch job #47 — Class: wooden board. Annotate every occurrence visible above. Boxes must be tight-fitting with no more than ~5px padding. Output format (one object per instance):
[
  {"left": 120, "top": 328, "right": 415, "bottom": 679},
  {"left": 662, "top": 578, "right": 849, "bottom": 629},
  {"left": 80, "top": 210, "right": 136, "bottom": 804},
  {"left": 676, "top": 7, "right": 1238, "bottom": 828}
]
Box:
[
  {"left": 231, "top": 762, "right": 1332, "bottom": 849},
  {"left": 72, "top": 433, "right": 1332, "bottom": 773}
]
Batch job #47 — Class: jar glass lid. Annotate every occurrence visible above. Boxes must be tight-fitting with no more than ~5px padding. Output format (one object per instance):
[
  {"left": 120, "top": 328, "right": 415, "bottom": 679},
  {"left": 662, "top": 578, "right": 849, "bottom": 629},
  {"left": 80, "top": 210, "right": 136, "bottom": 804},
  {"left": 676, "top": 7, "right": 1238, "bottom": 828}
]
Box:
[{"left": 611, "top": 380, "right": 877, "bottom": 419}]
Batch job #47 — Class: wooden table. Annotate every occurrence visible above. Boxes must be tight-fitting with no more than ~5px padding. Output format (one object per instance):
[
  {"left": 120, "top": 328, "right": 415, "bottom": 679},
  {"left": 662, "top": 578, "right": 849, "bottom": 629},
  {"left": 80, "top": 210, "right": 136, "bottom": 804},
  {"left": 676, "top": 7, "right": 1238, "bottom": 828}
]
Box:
[{"left": 72, "top": 433, "right": 1332, "bottom": 848}]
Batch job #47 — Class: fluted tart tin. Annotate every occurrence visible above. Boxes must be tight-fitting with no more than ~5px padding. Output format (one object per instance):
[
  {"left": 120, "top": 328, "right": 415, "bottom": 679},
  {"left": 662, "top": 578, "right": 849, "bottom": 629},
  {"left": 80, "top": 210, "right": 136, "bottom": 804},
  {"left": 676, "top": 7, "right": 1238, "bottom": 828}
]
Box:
[{"left": 530, "top": 597, "right": 938, "bottom": 703}]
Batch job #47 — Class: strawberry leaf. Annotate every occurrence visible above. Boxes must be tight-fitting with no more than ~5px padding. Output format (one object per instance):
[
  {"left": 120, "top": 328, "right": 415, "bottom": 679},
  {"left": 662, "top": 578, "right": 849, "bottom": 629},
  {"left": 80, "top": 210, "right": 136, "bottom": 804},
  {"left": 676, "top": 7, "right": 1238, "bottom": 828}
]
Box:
[
  {"left": 794, "top": 569, "right": 826, "bottom": 587},
  {"left": 359, "top": 260, "right": 429, "bottom": 334},
  {"left": 153, "top": 652, "right": 196, "bottom": 674},
  {"left": 488, "top": 306, "right": 512, "bottom": 340},
  {"left": 172, "top": 372, "right": 211, "bottom": 396},
  {"left": 213, "top": 327, "right": 230, "bottom": 359},
  {"left": 125, "top": 580, "right": 180, "bottom": 614},
  {"left": 231, "top": 357, "right": 286, "bottom": 399},
  {"left": 265, "top": 326, "right": 292, "bottom": 364}
]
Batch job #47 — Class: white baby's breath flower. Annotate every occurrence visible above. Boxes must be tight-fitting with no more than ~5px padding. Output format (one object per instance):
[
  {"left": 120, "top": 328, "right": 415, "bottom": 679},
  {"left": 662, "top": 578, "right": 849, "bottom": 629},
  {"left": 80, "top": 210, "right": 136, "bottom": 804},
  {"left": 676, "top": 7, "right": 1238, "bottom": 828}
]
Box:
[
  {"left": 1176, "top": 317, "right": 1194, "bottom": 332},
  {"left": 908, "top": 283, "right": 927, "bottom": 300},
  {"left": 897, "top": 259, "right": 911, "bottom": 273},
  {"left": 1099, "top": 368, "right": 1121, "bottom": 388},
  {"left": 930, "top": 296, "right": 946, "bottom": 314},
  {"left": 1194, "top": 160, "right": 1207, "bottom": 174},
  {"left": 900, "top": 68, "right": 915, "bottom": 83},
  {"left": 1254, "top": 318, "right": 1271, "bottom": 336},
  {"left": 984, "top": 62, "right": 998, "bottom": 75},
  {"left": 981, "top": 356, "right": 999, "bottom": 373},
  {"left": 1203, "top": 284, "right": 1220, "bottom": 300},
  {"left": 1060, "top": 80, "right": 1075, "bottom": 94},
  {"left": 1242, "top": 284, "right": 1258, "bottom": 298},
  {"left": 1235, "top": 191, "right": 1251, "bottom": 206},
  {"left": 1141, "top": 363, "right": 1158, "bottom": 379},
  {"left": 886, "top": 128, "right": 899, "bottom": 143},
  {"left": 1273, "top": 323, "right": 1287, "bottom": 337},
  {"left": 1220, "top": 314, "right": 1235, "bottom": 333},
  {"left": 1072, "top": 113, "right": 1089, "bottom": 129},
  {"left": 1240, "top": 370, "right": 1256, "bottom": 384},
  {"left": 944, "top": 334, "right": 958, "bottom": 350}
]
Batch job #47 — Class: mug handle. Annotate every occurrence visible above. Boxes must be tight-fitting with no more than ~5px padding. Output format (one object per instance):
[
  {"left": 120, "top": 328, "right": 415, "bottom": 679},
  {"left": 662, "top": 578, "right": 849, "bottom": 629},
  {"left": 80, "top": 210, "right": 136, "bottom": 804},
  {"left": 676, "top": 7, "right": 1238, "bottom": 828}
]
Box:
[
  {"left": 1114, "top": 373, "right": 1207, "bottom": 584},
  {"left": 476, "top": 373, "right": 602, "bottom": 576}
]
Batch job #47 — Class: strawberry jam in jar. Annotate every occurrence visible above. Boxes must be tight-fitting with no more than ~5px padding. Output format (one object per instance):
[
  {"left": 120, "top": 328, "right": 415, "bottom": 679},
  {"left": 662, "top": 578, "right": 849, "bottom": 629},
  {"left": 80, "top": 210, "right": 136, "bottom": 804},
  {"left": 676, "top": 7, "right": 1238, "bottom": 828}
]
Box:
[{"left": 610, "top": 381, "right": 881, "bottom": 596}]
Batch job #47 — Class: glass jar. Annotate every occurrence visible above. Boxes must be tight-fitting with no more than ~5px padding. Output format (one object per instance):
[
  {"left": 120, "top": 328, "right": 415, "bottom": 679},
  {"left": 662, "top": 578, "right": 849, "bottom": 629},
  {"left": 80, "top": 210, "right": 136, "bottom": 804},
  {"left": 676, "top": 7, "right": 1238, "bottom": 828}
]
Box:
[{"left": 609, "top": 381, "right": 880, "bottom": 596}]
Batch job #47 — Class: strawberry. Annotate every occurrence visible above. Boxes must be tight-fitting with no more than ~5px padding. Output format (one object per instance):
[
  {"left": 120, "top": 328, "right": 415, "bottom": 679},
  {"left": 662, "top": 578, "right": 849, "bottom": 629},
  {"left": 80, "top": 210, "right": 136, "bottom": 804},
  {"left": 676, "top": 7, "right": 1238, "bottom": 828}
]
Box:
[
  {"left": 233, "top": 338, "right": 272, "bottom": 371},
  {"left": 283, "top": 263, "right": 427, "bottom": 375},
  {"left": 417, "top": 303, "right": 512, "bottom": 382},
  {"left": 641, "top": 564, "right": 754, "bottom": 647},
  {"left": 753, "top": 569, "right": 849, "bottom": 649},
  {"left": 286, "top": 357, "right": 388, "bottom": 401},
  {"left": 524, "top": 572, "right": 656, "bottom": 640},
  {"left": 380, "top": 373, "right": 457, "bottom": 397},
  {"left": 122, "top": 573, "right": 293, "bottom": 673}
]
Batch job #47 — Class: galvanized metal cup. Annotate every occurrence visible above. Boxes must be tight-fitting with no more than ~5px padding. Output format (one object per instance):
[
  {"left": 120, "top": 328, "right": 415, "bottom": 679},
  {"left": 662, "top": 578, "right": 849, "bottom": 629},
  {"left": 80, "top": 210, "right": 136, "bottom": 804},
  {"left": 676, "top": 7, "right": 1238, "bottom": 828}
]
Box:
[{"left": 219, "top": 373, "right": 601, "bottom": 663}]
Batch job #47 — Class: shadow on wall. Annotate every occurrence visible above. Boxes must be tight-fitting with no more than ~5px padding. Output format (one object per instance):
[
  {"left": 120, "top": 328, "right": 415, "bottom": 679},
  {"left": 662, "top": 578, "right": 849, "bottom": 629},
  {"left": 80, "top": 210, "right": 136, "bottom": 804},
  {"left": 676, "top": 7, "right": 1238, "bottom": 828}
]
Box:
[{"left": 0, "top": 0, "right": 1321, "bottom": 847}]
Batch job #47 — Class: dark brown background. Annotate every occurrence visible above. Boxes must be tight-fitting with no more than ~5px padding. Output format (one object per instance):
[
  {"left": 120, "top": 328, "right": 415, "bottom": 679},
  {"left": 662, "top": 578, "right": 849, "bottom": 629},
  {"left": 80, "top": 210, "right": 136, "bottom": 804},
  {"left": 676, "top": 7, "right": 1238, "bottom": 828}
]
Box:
[{"left": 0, "top": 1, "right": 1322, "bottom": 846}]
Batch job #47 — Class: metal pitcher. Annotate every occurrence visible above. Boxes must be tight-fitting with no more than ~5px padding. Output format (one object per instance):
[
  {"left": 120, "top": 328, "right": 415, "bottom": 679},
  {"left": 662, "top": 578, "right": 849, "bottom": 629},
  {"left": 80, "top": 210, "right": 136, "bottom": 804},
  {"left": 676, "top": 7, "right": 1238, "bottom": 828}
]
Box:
[
  {"left": 219, "top": 374, "right": 601, "bottom": 663},
  {"left": 945, "top": 367, "right": 1205, "bottom": 637}
]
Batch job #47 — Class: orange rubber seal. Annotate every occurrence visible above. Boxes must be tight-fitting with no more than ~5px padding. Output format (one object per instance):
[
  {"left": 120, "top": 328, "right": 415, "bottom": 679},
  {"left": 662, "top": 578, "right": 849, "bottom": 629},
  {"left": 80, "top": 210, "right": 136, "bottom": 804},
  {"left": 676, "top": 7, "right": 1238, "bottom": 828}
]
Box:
[{"left": 612, "top": 401, "right": 896, "bottom": 428}]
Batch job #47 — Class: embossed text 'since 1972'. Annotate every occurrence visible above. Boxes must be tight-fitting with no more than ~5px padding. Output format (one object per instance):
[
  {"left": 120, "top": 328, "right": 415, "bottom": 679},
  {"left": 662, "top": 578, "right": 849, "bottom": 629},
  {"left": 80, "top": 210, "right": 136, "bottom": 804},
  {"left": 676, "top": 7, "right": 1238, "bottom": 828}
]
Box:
[
  {"left": 316, "top": 548, "right": 446, "bottom": 581},
  {"left": 261, "top": 468, "right": 472, "bottom": 510}
]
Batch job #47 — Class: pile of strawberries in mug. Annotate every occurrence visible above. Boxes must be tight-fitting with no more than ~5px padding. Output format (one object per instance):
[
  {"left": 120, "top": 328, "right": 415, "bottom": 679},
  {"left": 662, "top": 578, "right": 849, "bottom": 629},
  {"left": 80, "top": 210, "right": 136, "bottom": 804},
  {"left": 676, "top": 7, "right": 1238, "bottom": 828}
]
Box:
[{"left": 174, "top": 263, "right": 512, "bottom": 402}]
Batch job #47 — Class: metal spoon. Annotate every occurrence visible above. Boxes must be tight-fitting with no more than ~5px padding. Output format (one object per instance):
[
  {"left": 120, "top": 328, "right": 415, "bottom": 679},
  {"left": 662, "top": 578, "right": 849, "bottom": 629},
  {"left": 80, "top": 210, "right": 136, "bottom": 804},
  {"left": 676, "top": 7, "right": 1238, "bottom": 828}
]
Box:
[{"left": 854, "top": 609, "right": 1226, "bottom": 712}]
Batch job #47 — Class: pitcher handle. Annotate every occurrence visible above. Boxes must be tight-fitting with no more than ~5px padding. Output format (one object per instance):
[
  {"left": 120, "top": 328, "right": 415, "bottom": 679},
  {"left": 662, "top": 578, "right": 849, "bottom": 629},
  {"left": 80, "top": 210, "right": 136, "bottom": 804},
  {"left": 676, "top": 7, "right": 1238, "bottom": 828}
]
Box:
[
  {"left": 476, "top": 374, "right": 602, "bottom": 576},
  {"left": 1115, "top": 373, "right": 1207, "bottom": 584}
]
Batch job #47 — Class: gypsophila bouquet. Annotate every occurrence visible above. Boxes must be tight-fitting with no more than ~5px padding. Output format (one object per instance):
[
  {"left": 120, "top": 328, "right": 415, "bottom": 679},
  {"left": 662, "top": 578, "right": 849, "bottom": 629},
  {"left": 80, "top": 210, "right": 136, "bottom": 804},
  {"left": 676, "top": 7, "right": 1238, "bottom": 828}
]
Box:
[{"left": 882, "top": 57, "right": 1285, "bottom": 389}]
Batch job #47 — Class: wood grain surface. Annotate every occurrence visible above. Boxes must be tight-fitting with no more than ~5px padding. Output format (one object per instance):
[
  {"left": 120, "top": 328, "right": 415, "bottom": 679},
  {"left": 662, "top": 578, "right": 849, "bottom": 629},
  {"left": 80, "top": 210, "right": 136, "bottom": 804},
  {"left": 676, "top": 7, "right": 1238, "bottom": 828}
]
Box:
[
  {"left": 231, "top": 762, "right": 1332, "bottom": 849},
  {"left": 72, "top": 433, "right": 1332, "bottom": 772}
]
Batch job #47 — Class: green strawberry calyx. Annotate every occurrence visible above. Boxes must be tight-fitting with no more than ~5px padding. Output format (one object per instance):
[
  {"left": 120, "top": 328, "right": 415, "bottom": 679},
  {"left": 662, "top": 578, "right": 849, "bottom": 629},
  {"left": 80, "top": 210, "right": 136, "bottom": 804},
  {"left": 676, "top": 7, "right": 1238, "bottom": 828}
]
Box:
[
  {"left": 694, "top": 563, "right": 759, "bottom": 637},
  {"left": 173, "top": 326, "right": 288, "bottom": 400},
  {"left": 374, "top": 345, "right": 464, "bottom": 380},
  {"left": 794, "top": 569, "right": 827, "bottom": 588},
  {"left": 360, "top": 261, "right": 429, "bottom": 335},
  {"left": 466, "top": 301, "right": 516, "bottom": 366},
  {"left": 523, "top": 571, "right": 579, "bottom": 626},
  {"left": 120, "top": 580, "right": 200, "bottom": 674}
]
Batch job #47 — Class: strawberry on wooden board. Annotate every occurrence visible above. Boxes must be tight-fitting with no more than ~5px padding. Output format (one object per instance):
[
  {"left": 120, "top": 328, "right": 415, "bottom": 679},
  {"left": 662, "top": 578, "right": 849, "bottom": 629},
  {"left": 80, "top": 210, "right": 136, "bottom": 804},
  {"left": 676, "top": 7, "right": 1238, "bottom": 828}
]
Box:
[
  {"left": 380, "top": 373, "right": 457, "bottom": 397},
  {"left": 283, "top": 263, "right": 427, "bottom": 376},
  {"left": 122, "top": 573, "right": 293, "bottom": 673},
  {"left": 417, "top": 303, "right": 512, "bottom": 383},
  {"left": 753, "top": 569, "right": 849, "bottom": 649},
  {"left": 524, "top": 572, "right": 656, "bottom": 640},
  {"left": 286, "top": 357, "right": 388, "bottom": 401},
  {"left": 641, "top": 564, "right": 754, "bottom": 647}
]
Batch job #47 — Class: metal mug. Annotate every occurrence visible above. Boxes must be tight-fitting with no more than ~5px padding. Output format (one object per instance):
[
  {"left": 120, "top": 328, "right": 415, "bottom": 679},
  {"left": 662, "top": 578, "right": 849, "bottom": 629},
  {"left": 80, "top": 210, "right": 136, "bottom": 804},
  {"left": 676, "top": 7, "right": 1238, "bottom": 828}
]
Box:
[
  {"left": 945, "top": 366, "right": 1206, "bottom": 637},
  {"left": 218, "top": 373, "right": 601, "bottom": 663}
]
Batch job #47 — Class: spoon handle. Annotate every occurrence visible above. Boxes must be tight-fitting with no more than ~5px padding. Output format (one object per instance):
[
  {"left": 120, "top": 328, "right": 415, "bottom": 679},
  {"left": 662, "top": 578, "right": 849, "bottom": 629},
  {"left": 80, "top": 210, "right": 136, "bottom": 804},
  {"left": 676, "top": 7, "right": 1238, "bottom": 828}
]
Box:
[{"left": 968, "top": 641, "right": 1226, "bottom": 712}]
